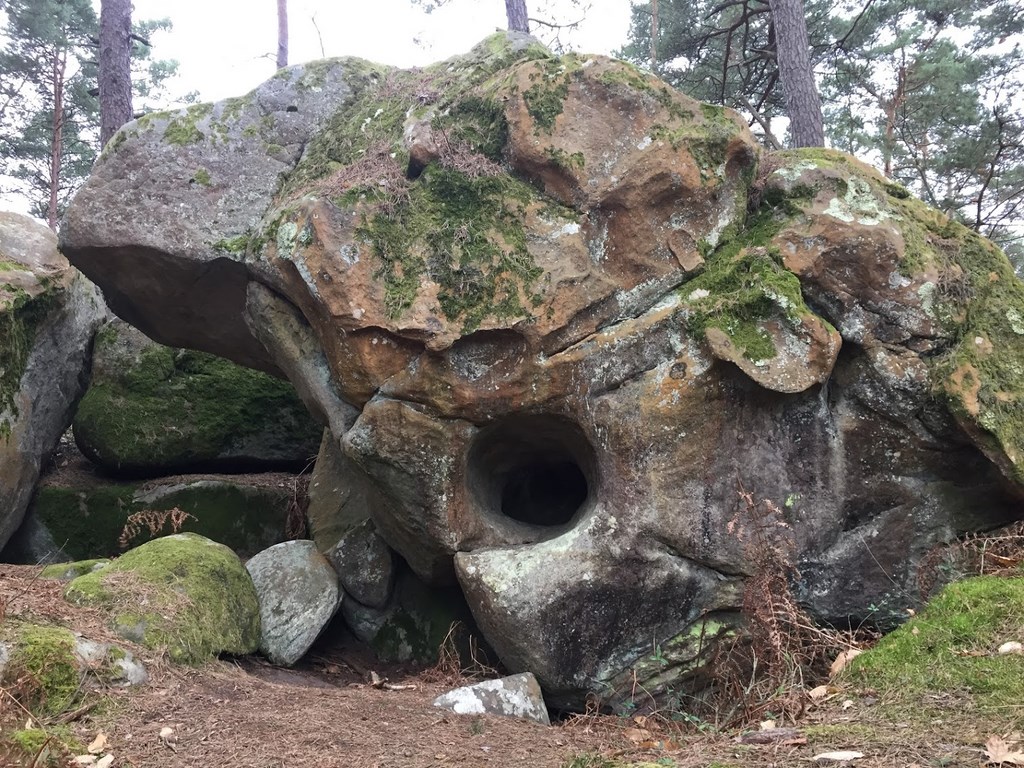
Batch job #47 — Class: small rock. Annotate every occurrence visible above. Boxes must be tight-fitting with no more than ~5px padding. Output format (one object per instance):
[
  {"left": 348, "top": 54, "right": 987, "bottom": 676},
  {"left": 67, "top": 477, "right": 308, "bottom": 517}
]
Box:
[
  {"left": 433, "top": 673, "right": 550, "bottom": 725},
  {"left": 326, "top": 519, "right": 395, "bottom": 609}
]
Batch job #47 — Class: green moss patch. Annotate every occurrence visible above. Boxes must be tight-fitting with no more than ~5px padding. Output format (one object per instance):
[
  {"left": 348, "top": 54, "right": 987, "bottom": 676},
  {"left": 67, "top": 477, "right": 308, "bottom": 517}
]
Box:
[
  {"left": 73, "top": 337, "right": 320, "bottom": 475},
  {"left": 29, "top": 480, "right": 293, "bottom": 561},
  {"left": 930, "top": 225, "right": 1024, "bottom": 485},
  {"left": 64, "top": 533, "right": 260, "bottom": 664},
  {"left": 683, "top": 201, "right": 819, "bottom": 363},
  {"left": 3, "top": 625, "right": 80, "bottom": 716},
  {"left": 2, "top": 724, "right": 82, "bottom": 767},
  {"left": 1, "top": 286, "right": 60, "bottom": 440},
  {"left": 848, "top": 576, "right": 1024, "bottom": 707},
  {"left": 357, "top": 166, "right": 543, "bottom": 330},
  {"left": 39, "top": 558, "right": 110, "bottom": 580}
]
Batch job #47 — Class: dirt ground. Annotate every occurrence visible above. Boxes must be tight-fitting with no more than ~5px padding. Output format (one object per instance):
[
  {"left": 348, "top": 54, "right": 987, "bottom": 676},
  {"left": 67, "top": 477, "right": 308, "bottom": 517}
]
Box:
[{"left": 3, "top": 562, "right": 1018, "bottom": 768}]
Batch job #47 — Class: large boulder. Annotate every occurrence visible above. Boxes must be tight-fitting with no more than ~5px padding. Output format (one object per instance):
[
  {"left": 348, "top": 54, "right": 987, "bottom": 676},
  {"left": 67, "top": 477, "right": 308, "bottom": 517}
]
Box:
[
  {"left": 73, "top": 318, "right": 322, "bottom": 475},
  {"left": 60, "top": 35, "right": 1024, "bottom": 708},
  {"left": 0, "top": 212, "right": 105, "bottom": 551}
]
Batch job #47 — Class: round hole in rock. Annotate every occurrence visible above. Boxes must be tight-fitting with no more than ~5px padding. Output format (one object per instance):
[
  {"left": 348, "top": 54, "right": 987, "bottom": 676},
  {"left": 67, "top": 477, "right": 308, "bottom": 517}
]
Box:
[{"left": 467, "top": 415, "right": 596, "bottom": 528}]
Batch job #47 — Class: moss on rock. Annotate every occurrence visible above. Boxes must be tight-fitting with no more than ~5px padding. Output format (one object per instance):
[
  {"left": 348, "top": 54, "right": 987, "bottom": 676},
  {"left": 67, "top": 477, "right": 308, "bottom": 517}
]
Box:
[
  {"left": 64, "top": 533, "right": 260, "bottom": 663},
  {"left": 1, "top": 285, "right": 60, "bottom": 440},
  {"left": 3, "top": 625, "right": 80, "bottom": 716},
  {"left": 683, "top": 194, "right": 822, "bottom": 362},
  {"left": 28, "top": 479, "right": 293, "bottom": 560},
  {"left": 72, "top": 323, "right": 321, "bottom": 475},
  {"left": 39, "top": 558, "right": 110, "bottom": 580},
  {"left": 357, "top": 166, "right": 543, "bottom": 330}
]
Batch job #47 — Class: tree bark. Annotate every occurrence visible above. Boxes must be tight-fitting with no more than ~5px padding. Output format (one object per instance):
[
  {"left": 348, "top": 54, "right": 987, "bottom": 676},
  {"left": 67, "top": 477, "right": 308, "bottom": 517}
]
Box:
[
  {"left": 277, "top": 0, "right": 289, "bottom": 69},
  {"left": 767, "top": 0, "right": 824, "bottom": 147},
  {"left": 505, "top": 0, "right": 529, "bottom": 33},
  {"left": 650, "top": 0, "right": 659, "bottom": 71},
  {"left": 99, "top": 0, "right": 133, "bottom": 148},
  {"left": 48, "top": 47, "right": 67, "bottom": 231}
]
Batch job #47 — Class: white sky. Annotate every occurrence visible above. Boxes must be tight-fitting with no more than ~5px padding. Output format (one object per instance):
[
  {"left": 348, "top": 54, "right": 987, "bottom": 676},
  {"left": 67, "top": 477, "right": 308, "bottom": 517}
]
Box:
[{"left": 128, "top": 0, "right": 636, "bottom": 105}]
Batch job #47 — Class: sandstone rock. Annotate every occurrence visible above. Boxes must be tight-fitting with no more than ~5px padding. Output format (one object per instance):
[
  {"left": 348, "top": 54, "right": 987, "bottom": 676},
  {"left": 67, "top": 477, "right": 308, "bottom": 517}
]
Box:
[
  {"left": 59, "top": 35, "right": 1024, "bottom": 708},
  {"left": 65, "top": 533, "right": 260, "bottom": 663},
  {"left": 17, "top": 475, "right": 298, "bottom": 560},
  {"left": 245, "top": 539, "right": 341, "bottom": 666},
  {"left": 433, "top": 672, "right": 550, "bottom": 725},
  {"left": 73, "top": 318, "right": 321, "bottom": 476},
  {"left": 0, "top": 212, "right": 105, "bottom": 551}
]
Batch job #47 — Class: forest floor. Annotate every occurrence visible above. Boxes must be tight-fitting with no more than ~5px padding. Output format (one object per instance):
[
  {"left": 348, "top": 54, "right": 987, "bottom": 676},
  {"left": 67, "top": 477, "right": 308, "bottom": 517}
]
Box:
[{"left": 2, "top": 561, "right": 1023, "bottom": 768}]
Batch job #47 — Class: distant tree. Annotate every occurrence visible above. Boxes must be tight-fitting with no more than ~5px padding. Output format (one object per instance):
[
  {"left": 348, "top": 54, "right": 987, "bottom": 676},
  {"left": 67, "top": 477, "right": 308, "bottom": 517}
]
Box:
[
  {"left": 0, "top": 0, "right": 97, "bottom": 229},
  {"left": 412, "top": 0, "right": 530, "bottom": 34},
  {"left": 0, "top": 0, "right": 178, "bottom": 228},
  {"left": 277, "top": 0, "right": 289, "bottom": 69},
  {"left": 99, "top": 0, "right": 133, "bottom": 146}
]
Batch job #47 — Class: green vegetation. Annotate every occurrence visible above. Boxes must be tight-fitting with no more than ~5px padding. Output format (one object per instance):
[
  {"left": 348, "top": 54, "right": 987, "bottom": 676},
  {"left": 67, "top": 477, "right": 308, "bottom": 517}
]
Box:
[
  {"left": 434, "top": 95, "right": 509, "bottom": 163},
  {"left": 519, "top": 55, "right": 587, "bottom": 134},
  {"left": 931, "top": 223, "right": 1024, "bottom": 485},
  {"left": 192, "top": 167, "right": 212, "bottom": 186},
  {"left": 162, "top": 102, "right": 213, "bottom": 146},
  {"left": 211, "top": 233, "right": 250, "bottom": 253},
  {"left": 4, "top": 625, "right": 80, "bottom": 716},
  {"left": 848, "top": 576, "right": 1024, "bottom": 707},
  {"left": 4, "top": 725, "right": 82, "bottom": 767},
  {"left": 682, "top": 192, "right": 820, "bottom": 362},
  {"left": 40, "top": 558, "right": 110, "bottom": 580},
  {"left": 357, "top": 166, "right": 543, "bottom": 330},
  {"left": 29, "top": 481, "right": 291, "bottom": 560},
  {"left": 1, "top": 283, "right": 60, "bottom": 440},
  {"left": 72, "top": 334, "right": 320, "bottom": 475},
  {"left": 64, "top": 533, "right": 260, "bottom": 664}
]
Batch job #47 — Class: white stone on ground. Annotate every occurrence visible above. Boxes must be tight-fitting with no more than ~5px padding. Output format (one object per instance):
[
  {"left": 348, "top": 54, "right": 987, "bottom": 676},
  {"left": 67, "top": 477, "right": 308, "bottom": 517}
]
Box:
[{"left": 432, "top": 672, "right": 550, "bottom": 725}]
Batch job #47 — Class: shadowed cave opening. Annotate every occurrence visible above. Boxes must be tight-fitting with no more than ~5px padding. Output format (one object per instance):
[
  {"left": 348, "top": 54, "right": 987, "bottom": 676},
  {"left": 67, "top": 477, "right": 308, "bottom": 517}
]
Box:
[{"left": 468, "top": 415, "right": 596, "bottom": 528}]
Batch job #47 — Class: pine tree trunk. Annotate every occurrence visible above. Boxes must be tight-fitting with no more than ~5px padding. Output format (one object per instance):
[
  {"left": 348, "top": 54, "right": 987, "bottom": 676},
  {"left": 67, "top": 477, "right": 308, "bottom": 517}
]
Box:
[
  {"left": 48, "top": 48, "right": 67, "bottom": 231},
  {"left": 277, "top": 0, "right": 289, "bottom": 69},
  {"left": 650, "top": 0, "right": 659, "bottom": 71},
  {"left": 767, "top": 0, "right": 824, "bottom": 147},
  {"left": 505, "top": 0, "right": 529, "bottom": 33},
  {"left": 99, "top": 0, "right": 133, "bottom": 148}
]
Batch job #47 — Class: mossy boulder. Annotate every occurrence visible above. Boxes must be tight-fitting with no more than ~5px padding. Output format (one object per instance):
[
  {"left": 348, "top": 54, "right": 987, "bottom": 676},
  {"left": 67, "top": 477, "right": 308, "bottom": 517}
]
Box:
[
  {"left": 72, "top": 318, "right": 321, "bottom": 476},
  {"left": 39, "top": 558, "right": 110, "bottom": 580},
  {"left": 0, "top": 624, "right": 80, "bottom": 716},
  {"left": 0, "top": 623, "right": 145, "bottom": 720},
  {"left": 0, "top": 212, "right": 106, "bottom": 551},
  {"left": 22, "top": 475, "right": 296, "bottom": 561},
  {"left": 64, "top": 533, "right": 260, "bottom": 663}
]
